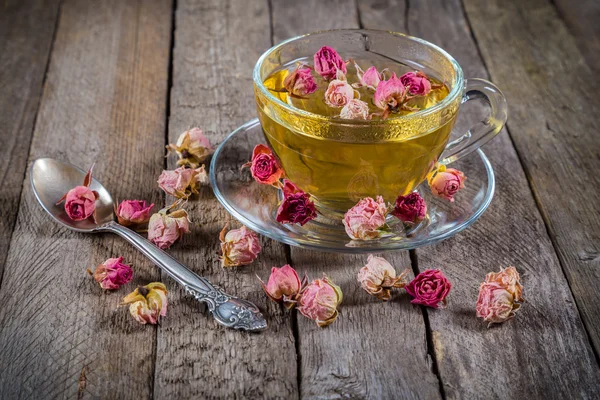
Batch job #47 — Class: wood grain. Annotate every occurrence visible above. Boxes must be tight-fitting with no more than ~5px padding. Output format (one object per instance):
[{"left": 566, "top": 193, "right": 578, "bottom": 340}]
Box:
[
  {"left": 463, "top": 0, "right": 600, "bottom": 359},
  {"left": 359, "top": 0, "right": 600, "bottom": 397},
  {"left": 0, "top": 0, "right": 172, "bottom": 398},
  {"left": 0, "top": 0, "right": 60, "bottom": 284},
  {"left": 152, "top": 1, "right": 298, "bottom": 398},
  {"left": 271, "top": 1, "right": 442, "bottom": 398}
]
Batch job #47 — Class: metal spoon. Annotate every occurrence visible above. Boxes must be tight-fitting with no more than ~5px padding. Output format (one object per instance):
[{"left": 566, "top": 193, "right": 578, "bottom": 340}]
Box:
[{"left": 30, "top": 157, "right": 267, "bottom": 332}]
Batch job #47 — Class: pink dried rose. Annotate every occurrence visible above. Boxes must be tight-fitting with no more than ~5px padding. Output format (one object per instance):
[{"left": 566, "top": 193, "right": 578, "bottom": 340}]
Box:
[
  {"left": 114, "top": 200, "right": 154, "bottom": 226},
  {"left": 56, "top": 164, "right": 99, "bottom": 222},
  {"left": 87, "top": 256, "right": 133, "bottom": 290},
  {"left": 283, "top": 65, "right": 317, "bottom": 97},
  {"left": 343, "top": 196, "right": 388, "bottom": 240},
  {"left": 373, "top": 73, "right": 408, "bottom": 119},
  {"left": 121, "top": 282, "right": 168, "bottom": 325},
  {"left": 297, "top": 275, "right": 343, "bottom": 327},
  {"left": 352, "top": 63, "right": 383, "bottom": 90},
  {"left": 324, "top": 78, "right": 355, "bottom": 108},
  {"left": 243, "top": 144, "right": 285, "bottom": 186},
  {"left": 405, "top": 269, "right": 452, "bottom": 309},
  {"left": 476, "top": 282, "right": 521, "bottom": 327},
  {"left": 147, "top": 204, "right": 190, "bottom": 249},
  {"left": 166, "top": 127, "right": 212, "bottom": 168},
  {"left": 313, "top": 46, "right": 347, "bottom": 80},
  {"left": 158, "top": 166, "right": 207, "bottom": 199},
  {"left": 391, "top": 192, "right": 427, "bottom": 225},
  {"left": 340, "top": 99, "right": 370, "bottom": 120},
  {"left": 399, "top": 71, "right": 432, "bottom": 96},
  {"left": 276, "top": 180, "right": 317, "bottom": 226},
  {"left": 259, "top": 264, "right": 306, "bottom": 309},
  {"left": 428, "top": 165, "right": 466, "bottom": 202},
  {"left": 357, "top": 255, "right": 409, "bottom": 301},
  {"left": 219, "top": 224, "right": 261, "bottom": 267},
  {"left": 484, "top": 266, "right": 524, "bottom": 302}
]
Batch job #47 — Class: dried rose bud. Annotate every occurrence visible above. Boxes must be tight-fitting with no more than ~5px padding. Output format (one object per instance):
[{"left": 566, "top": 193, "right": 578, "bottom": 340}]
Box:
[
  {"left": 400, "top": 71, "right": 432, "bottom": 96},
  {"left": 297, "top": 275, "right": 343, "bottom": 327},
  {"left": 166, "top": 127, "right": 212, "bottom": 168},
  {"left": 243, "top": 144, "right": 285, "bottom": 186},
  {"left": 324, "top": 78, "right": 355, "bottom": 108},
  {"left": 405, "top": 269, "right": 452, "bottom": 309},
  {"left": 343, "top": 196, "right": 388, "bottom": 240},
  {"left": 259, "top": 264, "right": 306, "bottom": 309},
  {"left": 283, "top": 65, "right": 317, "bottom": 97},
  {"left": 147, "top": 205, "right": 190, "bottom": 249},
  {"left": 121, "top": 282, "right": 168, "bottom": 325},
  {"left": 114, "top": 200, "right": 154, "bottom": 226},
  {"left": 428, "top": 165, "right": 466, "bottom": 202},
  {"left": 276, "top": 180, "right": 317, "bottom": 226},
  {"left": 157, "top": 166, "right": 206, "bottom": 199},
  {"left": 373, "top": 73, "right": 408, "bottom": 119},
  {"left": 352, "top": 62, "right": 382, "bottom": 90},
  {"left": 340, "top": 99, "right": 370, "bottom": 120},
  {"left": 56, "top": 164, "right": 99, "bottom": 222},
  {"left": 88, "top": 256, "right": 133, "bottom": 290},
  {"left": 484, "top": 266, "right": 523, "bottom": 302},
  {"left": 219, "top": 225, "right": 261, "bottom": 267},
  {"left": 357, "top": 255, "right": 409, "bottom": 301},
  {"left": 391, "top": 192, "right": 427, "bottom": 225},
  {"left": 313, "top": 46, "right": 346, "bottom": 80},
  {"left": 476, "top": 282, "right": 521, "bottom": 327}
]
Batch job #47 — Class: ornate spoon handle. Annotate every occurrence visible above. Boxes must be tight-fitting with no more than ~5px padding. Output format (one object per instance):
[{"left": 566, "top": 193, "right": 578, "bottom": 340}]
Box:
[{"left": 102, "top": 221, "right": 267, "bottom": 332}]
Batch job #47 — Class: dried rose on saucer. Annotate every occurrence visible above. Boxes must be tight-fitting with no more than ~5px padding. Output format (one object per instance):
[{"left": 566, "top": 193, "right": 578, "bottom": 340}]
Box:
[
  {"left": 297, "top": 275, "right": 342, "bottom": 327},
  {"left": 357, "top": 255, "right": 409, "bottom": 301},
  {"left": 166, "top": 127, "right": 212, "bottom": 168},
  {"left": 121, "top": 282, "right": 168, "bottom": 325},
  {"left": 405, "top": 269, "right": 452, "bottom": 309},
  {"left": 427, "top": 165, "right": 466, "bottom": 202},
  {"left": 343, "top": 196, "right": 388, "bottom": 240},
  {"left": 276, "top": 180, "right": 317, "bottom": 226},
  {"left": 87, "top": 256, "right": 133, "bottom": 290},
  {"left": 114, "top": 200, "right": 154, "bottom": 226},
  {"left": 219, "top": 224, "right": 261, "bottom": 267},
  {"left": 243, "top": 144, "right": 285, "bottom": 186},
  {"left": 391, "top": 192, "right": 427, "bottom": 226},
  {"left": 56, "top": 164, "right": 99, "bottom": 222},
  {"left": 259, "top": 264, "right": 306, "bottom": 309}
]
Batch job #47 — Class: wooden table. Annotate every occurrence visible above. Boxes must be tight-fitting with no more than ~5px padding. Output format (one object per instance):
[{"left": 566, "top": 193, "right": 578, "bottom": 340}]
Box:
[{"left": 1, "top": 0, "right": 599, "bottom": 398}]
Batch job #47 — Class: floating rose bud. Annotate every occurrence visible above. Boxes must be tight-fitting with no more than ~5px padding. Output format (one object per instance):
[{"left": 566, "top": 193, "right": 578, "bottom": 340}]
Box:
[
  {"left": 166, "top": 127, "right": 212, "bottom": 168},
  {"left": 158, "top": 166, "right": 207, "bottom": 199},
  {"left": 484, "top": 266, "right": 524, "bottom": 302},
  {"left": 476, "top": 282, "right": 521, "bottom": 327},
  {"left": 313, "top": 46, "right": 347, "bottom": 80},
  {"left": 324, "top": 78, "right": 355, "bottom": 108},
  {"left": 121, "top": 282, "right": 168, "bottom": 325},
  {"left": 357, "top": 255, "right": 409, "bottom": 301},
  {"left": 276, "top": 180, "right": 317, "bottom": 226},
  {"left": 352, "top": 63, "right": 382, "bottom": 90},
  {"left": 297, "top": 275, "right": 342, "bottom": 327},
  {"left": 391, "top": 192, "right": 427, "bottom": 225},
  {"left": 219, "top": 224, "right": 261, "bottom": 267},
  {"left": 147, "top": 204, "right": 190, "bottom": 249},
  {"left": 428, "top": 165, "right": 466, "bottom": 202},
  {"left": 405, "top": 269, "right": 451, "bottom": 309},
  {"left": 259, "top": 264, "right": 306, "bottom": 309},
  {"left": 56, "top": 164, "right": 99, "bottom": 222},
  {"left": 343, "top": 196, "right": 388, "bottom": 240},
  {"left": 373, "top": 73, "right": 408, "bottom": 119},
  {"left": 114, "top": 200, "right": 154, "bottom": 226},
  {"left": 340, "top": 99, "right": 370, "bottom": 120},
  {"left": 400, "top": 71, "right": 432, "bottom": 96},
  {"left": 283, "top": 65, "right": 317, "bottom": 97},
  {"left": 88, "top": 256, "right": 133, "bottom": 290},
  {"left": 243, "top": 144, "right": 285, "bottom": 186}
]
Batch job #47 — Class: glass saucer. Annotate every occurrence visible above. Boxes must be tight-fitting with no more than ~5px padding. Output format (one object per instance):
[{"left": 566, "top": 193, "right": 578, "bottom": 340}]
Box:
[{"left": 209, "top": 119, "right": 495, "bottom": 253}]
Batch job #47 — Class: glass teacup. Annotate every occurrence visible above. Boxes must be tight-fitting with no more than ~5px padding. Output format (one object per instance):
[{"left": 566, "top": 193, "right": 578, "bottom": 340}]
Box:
[{"left": 253, "top": 29, "right": 507, "bottom": 214}]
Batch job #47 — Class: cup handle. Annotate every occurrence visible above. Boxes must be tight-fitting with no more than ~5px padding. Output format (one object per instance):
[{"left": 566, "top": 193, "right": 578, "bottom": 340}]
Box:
[{"left": 440, "top": 78, "right": 508, "bottom": 164}]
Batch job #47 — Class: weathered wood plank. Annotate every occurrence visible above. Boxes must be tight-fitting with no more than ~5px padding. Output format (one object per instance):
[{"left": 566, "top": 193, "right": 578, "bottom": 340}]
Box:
[
  {"left": 271, "top": 1, "right": 442, "bottom": 398},
  {"left": 153, "top": 1, "right": 298, "bottom": 398},
  {"left": 0, "top": 0, "right": 60, "bottom": 285},
  {"left": 359, "top": 0, "right": 600, "bottom": 397},
  {"left": 463, "top": 0, "right": 600, "bottom": 359},
  {"left": 0, "top": 0, "right": 172, "bottom": 398}
]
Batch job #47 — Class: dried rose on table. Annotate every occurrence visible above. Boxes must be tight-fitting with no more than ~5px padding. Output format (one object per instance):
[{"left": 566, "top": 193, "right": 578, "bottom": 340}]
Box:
[
  {"left": 166, "top": 127, "right": 212, "bottom": 168},
  {"left": 483, "top": 266, "right": 523, "bottom": 302},
  {"left": 400, "top": 71, "right": 432, "bottom": 96},
  {"left": 427, "top": 165, "right": 466, "bottom": 202},
  {"left": 56, "top": 164, "right": 99, "bottom": 222},
  {"left": 357, "top": 255, "right": 409, "bottom": 301},
  {"left": 340, "top": 99, "right": 370, "bottom": 120},
  {"left": 87, "top": 256, "right": 133, "bottom": 290},
  {"left": 343, "top": 196, "right": 388, "bottom": 240},
  {"left": 297, "top": 275, "right": 343, "bottom": 327},
  {"left": 121, "top": 282, "right": 168, "bottom": 325},
  {"left": 405, "top": 269, "right": 451, "bottom": 309},
  {"left": 259, "top": 264, "right": 306, "bottom": 309},
  {"left": 283, "top": 65, "right": 317, "bottom": 97},
  {"left": 276, "top": 180, "right": 317, "bottom": 226},
  {"left": 147, "top": 203, "right": 190, "bottom": 249},
  {"left": 476, "top": 266, "right": 524, "bottom": 327},
  {"left": 313, "top": 46, "right": 347, "bottom": 80},
  {"left": 219, "top": 224, "right": 261, "bottom": 267},
  {"left": 391, "top": 192, "right": 427, "bottom": 226},
  {"left": 243, "top": 144, "right": 285, "bottom": 186},
  {"left": 158, "top": 165, "right": 208, "bottom": 199},
  {"left": 114, "top": 200, "right": 154, "bottom": 226}
]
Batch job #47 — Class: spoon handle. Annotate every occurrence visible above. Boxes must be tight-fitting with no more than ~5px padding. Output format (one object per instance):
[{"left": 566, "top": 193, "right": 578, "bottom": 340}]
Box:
[{"left": 102, "top": 221, "right": 267, "bottom": 332}]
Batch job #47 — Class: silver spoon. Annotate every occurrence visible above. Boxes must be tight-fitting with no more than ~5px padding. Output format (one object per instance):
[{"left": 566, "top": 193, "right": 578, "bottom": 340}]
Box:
[{"left": 30, "top": 157, "right": 267, "bottom": 332}]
